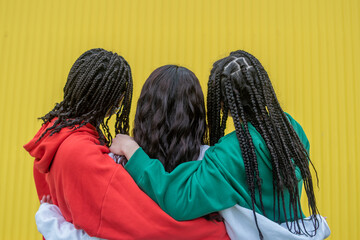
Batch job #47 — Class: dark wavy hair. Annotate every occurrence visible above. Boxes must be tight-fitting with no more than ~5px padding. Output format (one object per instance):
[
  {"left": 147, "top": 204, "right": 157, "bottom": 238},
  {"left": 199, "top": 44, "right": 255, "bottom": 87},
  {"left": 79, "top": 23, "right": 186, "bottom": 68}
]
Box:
[
  {"left": 207, "top": 50, "right": 319, "bottom": 238},
  {"left": 133, "top": 65, "right": 207, "bottom": 172},
  {"left": 38, "top": 48, "right": 133, "bottom": 146}
]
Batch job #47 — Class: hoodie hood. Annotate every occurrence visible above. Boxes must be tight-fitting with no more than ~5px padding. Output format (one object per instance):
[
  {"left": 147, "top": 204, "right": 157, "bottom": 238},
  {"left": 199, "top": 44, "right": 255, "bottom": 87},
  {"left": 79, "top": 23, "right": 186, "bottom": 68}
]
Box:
[{"left": 24, "top": 119, "right": 99, "bottom": 173}]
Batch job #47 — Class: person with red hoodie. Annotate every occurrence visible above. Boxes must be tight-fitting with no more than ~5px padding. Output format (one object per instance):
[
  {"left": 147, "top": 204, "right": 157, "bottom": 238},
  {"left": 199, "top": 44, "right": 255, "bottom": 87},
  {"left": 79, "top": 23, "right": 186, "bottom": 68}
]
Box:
[{"left": 24, "top": 48, "right": 228, "bottom": 239}]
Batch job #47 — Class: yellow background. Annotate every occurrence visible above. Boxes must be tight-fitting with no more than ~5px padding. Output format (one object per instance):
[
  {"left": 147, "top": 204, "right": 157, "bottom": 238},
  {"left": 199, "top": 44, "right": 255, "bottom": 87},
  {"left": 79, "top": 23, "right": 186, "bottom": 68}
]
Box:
[{"left": 0, "top": 0, "right": 359, "bottom": 239}]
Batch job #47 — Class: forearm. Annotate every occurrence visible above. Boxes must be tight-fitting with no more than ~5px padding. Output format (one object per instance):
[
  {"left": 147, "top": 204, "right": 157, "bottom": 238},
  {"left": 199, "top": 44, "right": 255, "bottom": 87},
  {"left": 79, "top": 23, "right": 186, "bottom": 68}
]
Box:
[{"left": 125, "top": 148, "right": 239, "bottom": 220}]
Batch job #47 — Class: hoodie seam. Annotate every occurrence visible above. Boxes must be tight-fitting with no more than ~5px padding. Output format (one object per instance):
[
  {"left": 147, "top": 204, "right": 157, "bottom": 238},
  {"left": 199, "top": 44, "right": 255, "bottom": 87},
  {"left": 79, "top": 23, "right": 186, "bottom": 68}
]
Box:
[{"left": 96, "top": 163, "right": 120, "bottom": 236}]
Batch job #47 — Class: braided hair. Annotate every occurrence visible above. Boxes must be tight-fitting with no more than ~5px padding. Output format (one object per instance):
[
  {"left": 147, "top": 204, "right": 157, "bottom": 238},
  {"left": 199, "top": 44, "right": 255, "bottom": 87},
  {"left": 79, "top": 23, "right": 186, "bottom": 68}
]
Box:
[
  {"left": 207, "top": 50, "right": 319, "bottom": 238},
  {"left": 38, "top": 48, "right": 133, "bottom": 146}
]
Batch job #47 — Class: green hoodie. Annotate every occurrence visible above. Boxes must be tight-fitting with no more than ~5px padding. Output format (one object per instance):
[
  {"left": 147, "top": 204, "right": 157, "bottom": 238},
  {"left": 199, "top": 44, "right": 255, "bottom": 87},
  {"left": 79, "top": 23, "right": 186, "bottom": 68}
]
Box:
[{"left": 125, "top": 113, "right": 309, "bottom": 222}]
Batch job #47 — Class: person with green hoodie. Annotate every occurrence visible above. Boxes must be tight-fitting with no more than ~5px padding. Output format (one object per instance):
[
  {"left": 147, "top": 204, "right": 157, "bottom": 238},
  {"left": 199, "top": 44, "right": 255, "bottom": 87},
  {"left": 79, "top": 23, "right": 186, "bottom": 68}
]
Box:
[{"left": 110, "top": 50, "right": 330, "bottom": 239}]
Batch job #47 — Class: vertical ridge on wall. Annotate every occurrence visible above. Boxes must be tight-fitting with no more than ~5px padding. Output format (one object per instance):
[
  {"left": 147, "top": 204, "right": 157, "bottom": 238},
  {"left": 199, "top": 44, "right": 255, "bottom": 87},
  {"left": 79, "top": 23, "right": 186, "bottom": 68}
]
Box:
[{"left": 0, "top": 0, "right": 359, "bottom": 239}]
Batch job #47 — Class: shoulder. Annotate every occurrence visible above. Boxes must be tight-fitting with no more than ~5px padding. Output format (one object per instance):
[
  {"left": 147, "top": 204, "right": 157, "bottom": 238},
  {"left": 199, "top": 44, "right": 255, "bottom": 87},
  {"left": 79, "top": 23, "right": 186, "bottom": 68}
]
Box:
[
  {"left": 284, "top": 113, "right": 303, "bottom": 132},
  {"left": 55, "top": 131, "right": 112, "bottom": 171},
  {"left": 206, "top": 131, "right": 241, "bottom": 161},
  {"left": 210, "top": 132, "right": 238, "bottom": 154},
  {"left": 60, "top": 131, "right": 108, "bottom": 154},
  {"left": 216, "top": 131, "right": 238, "bottom": 145},
  {"left": 284, "top": 112, "right": 310, "bottom": 151},
  {"left": 284, "top": 112, "right": 306, "bottom": 136},
  {"left": 214, "top": 126, "right": 264, "bottom": 151}
]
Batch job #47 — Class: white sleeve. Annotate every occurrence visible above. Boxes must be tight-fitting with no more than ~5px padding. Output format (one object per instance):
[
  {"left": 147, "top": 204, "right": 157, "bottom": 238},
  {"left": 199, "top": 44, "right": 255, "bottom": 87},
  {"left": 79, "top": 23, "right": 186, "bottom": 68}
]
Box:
[
  {"left": 35, "top": 203, "right": 104, "bottom": 240},
  {"left": 220, "top": 205, "right": 331, "bottom": 240}
]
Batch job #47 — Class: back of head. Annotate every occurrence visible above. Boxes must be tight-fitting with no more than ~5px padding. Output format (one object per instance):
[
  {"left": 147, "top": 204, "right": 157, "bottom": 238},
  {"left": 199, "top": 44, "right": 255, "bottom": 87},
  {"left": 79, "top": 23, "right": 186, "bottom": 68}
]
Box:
[
  {"left": 133, "top": 65, "right": 207, "bottom": 172},
  {"left": 39, "top": 48, "right": 133, "bottom": 146},
  {"left": 207, "top": 50, "right": 319, "bottom": 238}
]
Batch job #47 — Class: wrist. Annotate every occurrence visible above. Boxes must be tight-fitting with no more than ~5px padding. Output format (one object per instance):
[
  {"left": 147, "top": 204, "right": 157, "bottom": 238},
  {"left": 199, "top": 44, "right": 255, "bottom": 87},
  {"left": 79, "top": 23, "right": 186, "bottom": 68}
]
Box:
[{"left": 124, "top": 141, "right": 140, "bottom": 160}]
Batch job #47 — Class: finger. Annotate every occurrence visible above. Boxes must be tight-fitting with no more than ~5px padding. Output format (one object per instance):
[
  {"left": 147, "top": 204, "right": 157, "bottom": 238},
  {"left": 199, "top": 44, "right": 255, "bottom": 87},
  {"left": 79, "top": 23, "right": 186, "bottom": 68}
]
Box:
[
  {"left": 109, "top": 145, "right": 116, "bottom": 153},
  {"left": 48, "top": 195, "right": 53, "bottom": 204}
]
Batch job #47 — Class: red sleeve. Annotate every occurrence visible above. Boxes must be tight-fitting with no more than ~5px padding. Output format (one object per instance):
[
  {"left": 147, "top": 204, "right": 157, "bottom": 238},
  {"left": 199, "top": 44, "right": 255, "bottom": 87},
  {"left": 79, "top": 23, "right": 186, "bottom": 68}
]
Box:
[
  {"left": 33, "top": 164, "right": 50, "bottom": 201},
  {"left": 33, "top": 164, "right": 51, "bottom": 240},
  {"left": 50, "top": 133, "right": 229, "bottom": 240}
]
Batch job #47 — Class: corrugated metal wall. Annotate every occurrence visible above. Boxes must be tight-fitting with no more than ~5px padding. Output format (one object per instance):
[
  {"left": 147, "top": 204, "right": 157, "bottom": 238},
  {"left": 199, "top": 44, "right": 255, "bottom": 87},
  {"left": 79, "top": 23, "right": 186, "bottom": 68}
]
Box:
[{"left": 0, "top": 0, "right": 359, "bottom": 239}]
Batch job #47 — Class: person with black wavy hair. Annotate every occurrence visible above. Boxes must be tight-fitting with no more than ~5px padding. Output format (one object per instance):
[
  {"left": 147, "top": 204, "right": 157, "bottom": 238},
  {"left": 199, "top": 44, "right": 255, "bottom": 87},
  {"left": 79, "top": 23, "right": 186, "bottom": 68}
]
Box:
[
  {"left": 111, "top": 51, "right": 330, "bottom": 240},
  {"left": 133, "top": 65, "right": 208, "bottom": 173}
]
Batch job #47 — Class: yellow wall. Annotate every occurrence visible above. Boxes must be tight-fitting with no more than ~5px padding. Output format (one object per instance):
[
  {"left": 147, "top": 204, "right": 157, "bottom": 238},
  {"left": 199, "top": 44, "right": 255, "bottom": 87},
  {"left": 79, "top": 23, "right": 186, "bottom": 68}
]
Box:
[{"left": 0, "top": 0, "right": 359, "bottom": 239}]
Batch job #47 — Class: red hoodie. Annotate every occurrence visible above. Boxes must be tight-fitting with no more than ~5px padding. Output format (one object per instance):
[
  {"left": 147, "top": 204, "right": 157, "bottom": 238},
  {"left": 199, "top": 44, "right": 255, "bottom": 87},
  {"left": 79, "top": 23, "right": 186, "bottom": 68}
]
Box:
[{"left": 24, "top": 119, "right": 229, "bottom": 240}]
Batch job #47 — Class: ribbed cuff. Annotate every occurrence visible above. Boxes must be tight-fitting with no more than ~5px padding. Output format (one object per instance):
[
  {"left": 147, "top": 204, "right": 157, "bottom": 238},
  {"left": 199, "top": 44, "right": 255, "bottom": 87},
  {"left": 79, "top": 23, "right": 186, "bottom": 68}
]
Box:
[{"left": 124, "top": 147, "right": 151, "bottom": 183}]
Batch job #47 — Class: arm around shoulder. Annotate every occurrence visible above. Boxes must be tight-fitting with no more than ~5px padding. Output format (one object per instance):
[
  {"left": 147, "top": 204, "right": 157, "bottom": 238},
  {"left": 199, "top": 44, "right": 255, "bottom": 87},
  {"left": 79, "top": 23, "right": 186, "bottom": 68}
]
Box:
[{"left": 125, "top": 147, "right": 240, "bottom": 220}]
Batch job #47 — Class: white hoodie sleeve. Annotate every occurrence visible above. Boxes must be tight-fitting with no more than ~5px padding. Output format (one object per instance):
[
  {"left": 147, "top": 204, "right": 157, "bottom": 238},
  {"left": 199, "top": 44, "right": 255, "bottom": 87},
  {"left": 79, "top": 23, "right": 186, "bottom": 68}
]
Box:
[
  {"left": 35, "top": 203, "right": 104, "bottom": 240},
  {"left": 220, "top": 205, "right": 331, "bottom": 240}
]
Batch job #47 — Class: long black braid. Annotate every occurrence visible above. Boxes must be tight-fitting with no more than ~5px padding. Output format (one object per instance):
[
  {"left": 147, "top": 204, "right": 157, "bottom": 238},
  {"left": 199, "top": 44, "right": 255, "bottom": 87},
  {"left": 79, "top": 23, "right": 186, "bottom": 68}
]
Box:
[
  {"left": 38, "top": 48, "right": 133, "bottom": 146},
  {"left": 207, "top": 50, "right": 319, "bottom": 239}
]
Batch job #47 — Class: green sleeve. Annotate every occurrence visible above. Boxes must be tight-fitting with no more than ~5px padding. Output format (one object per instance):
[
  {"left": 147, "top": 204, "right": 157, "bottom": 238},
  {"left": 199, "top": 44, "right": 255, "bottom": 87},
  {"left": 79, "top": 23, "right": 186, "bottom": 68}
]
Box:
[{"left": 125, "top": 147, "right": 240, "bottom": 221}]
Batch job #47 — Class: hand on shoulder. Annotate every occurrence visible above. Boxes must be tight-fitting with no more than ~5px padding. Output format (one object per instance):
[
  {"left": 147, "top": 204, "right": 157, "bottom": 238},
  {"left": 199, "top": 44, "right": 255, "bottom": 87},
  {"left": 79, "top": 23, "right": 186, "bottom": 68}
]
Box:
[{"left": 110, "top": 134, "right": 140, "bottom": 160}]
